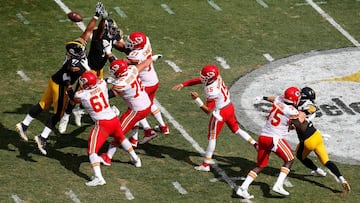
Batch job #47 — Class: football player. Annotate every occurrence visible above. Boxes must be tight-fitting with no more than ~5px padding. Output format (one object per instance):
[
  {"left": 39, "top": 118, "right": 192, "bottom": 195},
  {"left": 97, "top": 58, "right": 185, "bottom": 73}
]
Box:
[
  {"left": 292, "top": 87, "right": 351, "bottom": 193},
  {"left": 235, "top": 87, "right": 300, "bottom": 199},
  {"left": 123, "top": 31, "right": 170, "bottom": 144},
  {"left": 98, "top": 55, "right": 161, "bottom": 165},
  {"left": 59, "top": 3, "right": 129, "bottom": 133},
  {"left": 15, "top": 40, "right": 89, "bottom": 155},
  {"left": 172, "top": 65, "right": 257, "bottom": 172},
  {"left": 68, "top": 71, "right": 141, "bottom": 186}
]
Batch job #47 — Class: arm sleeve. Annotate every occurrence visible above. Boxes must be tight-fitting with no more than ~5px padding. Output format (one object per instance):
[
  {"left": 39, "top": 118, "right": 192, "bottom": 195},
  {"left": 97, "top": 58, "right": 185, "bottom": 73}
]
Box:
[{"left": 182, "top": 77, "right": 202, "bottom": 87}]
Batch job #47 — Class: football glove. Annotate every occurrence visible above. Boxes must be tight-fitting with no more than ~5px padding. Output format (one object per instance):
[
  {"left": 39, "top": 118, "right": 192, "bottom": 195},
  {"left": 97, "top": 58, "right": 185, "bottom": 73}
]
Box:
[
  {"left": 94, "top": 2, "right": 104, "bottom": 17},
  {"left": 102, "top": 39, "right": 112, "bottom": 54},
  {"left": 80, "top": 57, "right": 91, "bottom": 71},
  {"left": 151, "top": 54, "right": 163, "bottom": 62}
]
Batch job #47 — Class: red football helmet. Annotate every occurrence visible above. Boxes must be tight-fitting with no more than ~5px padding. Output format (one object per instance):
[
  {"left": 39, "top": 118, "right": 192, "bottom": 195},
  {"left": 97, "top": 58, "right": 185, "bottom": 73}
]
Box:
[
  {"left": 200, "top": 65, "right": 219, "bottom": 85},
  {"left": 125, "top": 31, "right": 147, "bottom": 50},
  {"left": 284, "top": 86, "right": 301, "bottom": 106},
  {"left": 79, "top": 71, "right": 97, "bottom": 89},
  {"left": 109, "top": 59, "right": 129, "bottom": 78}
]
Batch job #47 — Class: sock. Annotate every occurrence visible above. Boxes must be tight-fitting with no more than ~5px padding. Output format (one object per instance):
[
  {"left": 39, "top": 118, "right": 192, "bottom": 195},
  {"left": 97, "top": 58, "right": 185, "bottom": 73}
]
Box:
[
  {"left": 40, "top": 126, "right": 52, "bottom": 139},
  {"left": 120, "top": 139, "right": 138, "bottom": 160},
  {"left": 275, "top": 167, "right": 290, "bottom": 186},
  {"left": 22, "top": 114, "right": 34, "bottom": 127},
  {"left": 106, "top": 144, "right": 117, "bottom": 159},
  {"left": 151, "top": 104, "right": 165, "bottom": 126},
  {"left": 242, "top": 170, "right": 257, "bottom": 189}
]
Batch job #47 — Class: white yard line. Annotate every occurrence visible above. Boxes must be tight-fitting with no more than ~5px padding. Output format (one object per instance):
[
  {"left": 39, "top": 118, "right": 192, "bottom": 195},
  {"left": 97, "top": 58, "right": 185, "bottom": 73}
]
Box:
[
  {"left": 215, "top": 56, "right": 231, "bottom": 69},
  {"left": 65, "top": 190, "right": 81, "bottom": 203},
  {"left": 165, "top": 60, "right": 182, "bottom": 72},
  {"left": 306, "top": 0, "right": 360, "bottom": 47},
  {"left": 263, "top": 53, "right": 274, "bottom": 62},
  {"left": 256, "top": 0, "right": 269, "bottom": 8},
  {"left": 16, "top": 70, "right": 31, "bottom": 81},
  {"left": 114, "top": 7, "right": 128, "bottom": 18},
  {"left": 172, "top": 181, "right": 188, "bottom": 194},
  {"left": 120, "top": 185, "right": 135, "bottom": 200},
  {"left": 161, "top": 4, "right": 175, "bottom": 15},
  {"left": 207, "top": 0, "right": 223, "bottom": 11},
  {"left": 11, "top": 194, "right": 24, "bottom": 203},
  {"left": 53, "top": 0, "right": 86, "bottom": 31}
]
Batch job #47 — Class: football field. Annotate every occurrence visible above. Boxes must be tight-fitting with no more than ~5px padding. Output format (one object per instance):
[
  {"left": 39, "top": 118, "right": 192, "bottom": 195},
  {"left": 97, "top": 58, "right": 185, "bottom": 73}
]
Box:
[{"left": 0, "top": 0, "right": 359, "bottom": 202}]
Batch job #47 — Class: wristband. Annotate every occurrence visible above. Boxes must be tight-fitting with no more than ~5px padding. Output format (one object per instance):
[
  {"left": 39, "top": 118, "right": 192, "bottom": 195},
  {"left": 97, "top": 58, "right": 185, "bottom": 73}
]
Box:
[
  {"left": 194, "top": 97, "right": 204, "bottom": 107},
  {"left": 93, "top": 15, "right": 99, "bottom": 20}
]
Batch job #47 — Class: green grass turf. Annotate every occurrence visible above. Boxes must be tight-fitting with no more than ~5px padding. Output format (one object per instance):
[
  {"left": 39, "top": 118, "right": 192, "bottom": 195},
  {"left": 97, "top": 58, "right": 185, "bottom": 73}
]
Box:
[{"left": 0, "top": 0, "right": 359, "bottom": 202}]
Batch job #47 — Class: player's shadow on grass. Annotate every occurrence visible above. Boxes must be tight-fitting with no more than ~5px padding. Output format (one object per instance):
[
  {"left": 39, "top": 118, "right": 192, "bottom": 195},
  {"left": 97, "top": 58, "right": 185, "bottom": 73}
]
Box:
[{"left": 0, "top": 121, "right": 91, "bottom": 180}]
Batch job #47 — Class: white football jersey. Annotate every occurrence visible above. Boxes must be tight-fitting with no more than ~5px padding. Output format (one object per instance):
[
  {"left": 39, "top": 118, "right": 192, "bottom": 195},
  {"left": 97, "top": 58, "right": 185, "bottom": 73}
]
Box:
[
  {"left": 74, "top": 79, "right": 116, "bottom": 122},
  {"left": 261, "top": 96, "right": 299, "bottom": 138},
  {"left": 204, "top": 76, "right": 231, "bottom": 110},
  {"left": 111, "top": 65, "right": 151, "bottom": 111},
  {"left": 126, "top": 37, "right": 159, "bottom": 87}
]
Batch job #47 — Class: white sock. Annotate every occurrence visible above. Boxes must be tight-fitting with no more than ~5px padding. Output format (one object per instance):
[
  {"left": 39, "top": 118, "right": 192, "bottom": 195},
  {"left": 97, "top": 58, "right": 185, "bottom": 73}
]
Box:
[
  {"left": 40, "top": 126, "right": 52, "bottom": 139},
  {"left": 23, "top": 114, "right": 34, "bottom": 126}
]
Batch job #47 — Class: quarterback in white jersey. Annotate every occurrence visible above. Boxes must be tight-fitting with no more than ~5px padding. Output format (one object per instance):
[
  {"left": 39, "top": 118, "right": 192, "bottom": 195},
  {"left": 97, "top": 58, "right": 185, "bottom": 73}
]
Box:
[
  {"left": 71, "top": 71, "right": 140, "bottom": 187},
  {"left": 236, "top": 87, "right": 301, "bottom": 199},
  {"left": 172, "top": 65, "right": 257, "bottom": 172},
  {"left": 124, "top": 31, "right": 169, "bottom": 141}
]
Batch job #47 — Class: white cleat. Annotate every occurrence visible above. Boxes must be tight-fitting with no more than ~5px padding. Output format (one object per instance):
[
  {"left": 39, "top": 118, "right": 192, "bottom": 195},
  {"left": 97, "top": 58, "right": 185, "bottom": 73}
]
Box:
[
  {"left": 194, "top": 165, "right": 210, "bottom": 172},
  {"left": 58, "top": 115, "right": 69, "bottom": 134},
  {"left": 16, "top": 123, "right": 28, "bottom": 141},
  {"left": 311, "top": 168, "right": 327, "bottom": 177},
  {"left": 85, "top": 176, "right": 106, "bottom": 187},
  {"left": 236, "top": 186, "right": 254, "bottom": 199},
  {"left": 340, "top": 179, "right": 351, "bottom": 193},
  {"left": 73, "top": 107, "right": 84, "bottom": 127},
  {"left": 272, "top": 184, "right": 289, "bottom": 196},
  {"left": 34, "top": 135, "right": 47, "bottom": 155},
  {"left": 131, "top": 156, "right": 142, "bottom": 168}
]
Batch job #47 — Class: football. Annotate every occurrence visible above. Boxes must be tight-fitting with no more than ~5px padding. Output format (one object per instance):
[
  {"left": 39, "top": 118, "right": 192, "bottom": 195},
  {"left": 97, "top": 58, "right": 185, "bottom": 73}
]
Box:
[{"left": 67, "top": 11, "right": 83, "bottom": 22}]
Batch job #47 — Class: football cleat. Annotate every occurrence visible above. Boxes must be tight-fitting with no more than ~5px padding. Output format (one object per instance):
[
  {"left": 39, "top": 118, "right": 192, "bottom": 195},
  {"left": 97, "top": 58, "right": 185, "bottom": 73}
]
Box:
[
  {"left": 272, "top": 183, "right": 289, "bottom": 196},
  {"left": 128, "top": 137, "right": 138, "bottom": 148},
  {"left": 131, "top": 156, "right": 142, "bottom": 168},
  {"left": 99, "top": 153, "right": 111, "bottom": 166},
  {"left": 194, "top": 165, "right": 210, "bottom": 172},
  {"left": 85, "top": 176, "right": 106, "bottom": 187},
  {"left": 236, "top": 186, "right": 254, "bottom": 199},
  {"left": 34, "top": 135, "right": 47, "bottom": 155},
  {"left": 58, "top": 114, "right": 69, "bottom": 134},
  {"left": 139, "top": 129, "right": 157, "bottom": 145},
  {"left": 160, "top": 124, "right": 170, "bottom": 135},
  {"left": 73, "top": 107, "right": 84, "bottom": 127},
  {"left": 16, "top": 122, "right": 28, "bottom": 141},
  {"left": 340, "top": 178, "right": 351, "bottom": 192},
  {"left": 311, "top": 168, "right": 327, "bottom": 177}
]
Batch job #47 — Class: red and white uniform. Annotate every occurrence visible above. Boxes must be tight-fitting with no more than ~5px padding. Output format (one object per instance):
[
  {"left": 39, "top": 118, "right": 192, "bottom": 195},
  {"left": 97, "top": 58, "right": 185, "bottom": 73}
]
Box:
[
  {"left": 183, "top": 76, "right": 240, "bottom": 139},
  {"left": 257, "top": 96, "right": 298, "bottom": 167},
  {"left": 111, "top": 65, "right": 151, "bottom": 134},
  {"left": 74, "top": 79, "right": 126, "bottom": 155},
  {"left": 126, "top": 37, "right": 159, "bottom": 100}
]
